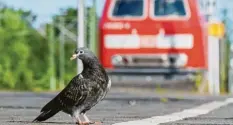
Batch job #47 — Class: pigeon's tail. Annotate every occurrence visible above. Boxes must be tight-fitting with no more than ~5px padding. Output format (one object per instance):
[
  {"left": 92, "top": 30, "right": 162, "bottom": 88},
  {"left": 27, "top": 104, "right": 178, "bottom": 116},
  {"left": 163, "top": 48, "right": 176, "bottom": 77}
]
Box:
[
  {"left": 32, "top": 109, "right": 60, "bottom": 122},
  {"left": 33, "top": 96, "right": 62, "bottom": 122}
]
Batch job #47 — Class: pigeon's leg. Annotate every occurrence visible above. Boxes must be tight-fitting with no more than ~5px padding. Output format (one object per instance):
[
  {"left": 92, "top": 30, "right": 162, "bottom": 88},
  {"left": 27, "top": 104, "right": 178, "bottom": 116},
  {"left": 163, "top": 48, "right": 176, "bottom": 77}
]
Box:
[
  {"left": 73, "top": 110, "right": 83, "bottom": 125},
  {"left": 83, "top": 113, "right": 91, "bottom": 123},
  {"left": 72, "top": 115, "right": 82, "bottom": 125},
  {"left": 73, "top": 113, "right": 92, "bottom": 125},
  {"left": 82, "top": 113, "right": 101, "bottom": 125},
  {"left": 73, "top": 116, "right": 82, "bottom": 125}
]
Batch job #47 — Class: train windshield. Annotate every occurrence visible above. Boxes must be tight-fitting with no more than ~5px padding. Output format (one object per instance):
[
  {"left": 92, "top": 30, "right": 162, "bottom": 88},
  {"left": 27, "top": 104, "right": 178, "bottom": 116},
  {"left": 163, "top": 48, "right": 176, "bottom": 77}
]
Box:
[
  {"left": 111, "top": 0, "right": 144, "bottom": 17},
  {"left": 154, "top": 0, "right": 187, "bottom": 17}
]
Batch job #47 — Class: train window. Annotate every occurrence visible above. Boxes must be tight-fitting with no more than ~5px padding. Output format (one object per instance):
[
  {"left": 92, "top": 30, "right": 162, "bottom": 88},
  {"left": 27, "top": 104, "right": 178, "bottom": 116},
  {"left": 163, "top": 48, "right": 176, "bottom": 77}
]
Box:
[
  {"left": 153, "top": 0, "right": 188, "bottom": 17},
  {"left": 111, "top": 0, "right": 144, "bottom": 17}
]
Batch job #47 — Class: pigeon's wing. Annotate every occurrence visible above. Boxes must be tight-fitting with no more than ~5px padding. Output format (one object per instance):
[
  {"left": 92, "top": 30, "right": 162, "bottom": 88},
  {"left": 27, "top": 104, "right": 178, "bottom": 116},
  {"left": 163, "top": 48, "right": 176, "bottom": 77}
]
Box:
[
  {"left": 53, "top": 77, "right": 90, "bottom": 109},
  {"left": 33, "top": 75, "right": 89, "bottom": 122}
]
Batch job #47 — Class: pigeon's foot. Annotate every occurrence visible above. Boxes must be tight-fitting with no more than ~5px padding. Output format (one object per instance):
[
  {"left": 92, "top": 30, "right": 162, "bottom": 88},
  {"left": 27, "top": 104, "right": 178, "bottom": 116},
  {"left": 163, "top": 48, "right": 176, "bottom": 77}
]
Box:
[
  {"left": 76, "top": 121, "right": 94, "bottom": 125},
  {"left": 77, "top": 121, "right": 102, "bottom": 125},
  {"left": 91, "top": 121, "right": 102, "bottom": 125},
  {"left": 77, "top": 122, "right": 89, "bottom": 125}
]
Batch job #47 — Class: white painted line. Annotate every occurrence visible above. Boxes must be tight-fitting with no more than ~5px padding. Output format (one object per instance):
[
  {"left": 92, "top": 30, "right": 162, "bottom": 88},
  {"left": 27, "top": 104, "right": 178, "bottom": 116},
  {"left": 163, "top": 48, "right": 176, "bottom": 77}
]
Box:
[{"left": 113, "top": 98, "right": 233, "bottom": 125}]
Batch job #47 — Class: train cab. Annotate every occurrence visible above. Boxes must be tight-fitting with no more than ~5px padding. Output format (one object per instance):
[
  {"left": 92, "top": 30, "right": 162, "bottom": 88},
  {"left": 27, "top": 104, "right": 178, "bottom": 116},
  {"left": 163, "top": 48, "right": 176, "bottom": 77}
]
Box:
[{"left": 99, "top": 0, "right": 208, "bottom": 78}]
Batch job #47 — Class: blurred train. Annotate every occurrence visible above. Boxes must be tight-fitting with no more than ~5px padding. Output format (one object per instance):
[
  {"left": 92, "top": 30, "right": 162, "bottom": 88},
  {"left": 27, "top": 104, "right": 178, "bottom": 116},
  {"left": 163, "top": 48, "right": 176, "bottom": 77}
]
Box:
[{"left": 99, "top": 0, "right": 208, "bottom": 81}]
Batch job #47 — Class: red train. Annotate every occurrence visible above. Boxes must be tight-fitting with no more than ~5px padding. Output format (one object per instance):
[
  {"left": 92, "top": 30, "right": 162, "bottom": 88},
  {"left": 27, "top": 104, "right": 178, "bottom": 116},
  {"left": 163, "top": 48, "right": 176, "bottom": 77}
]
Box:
[{"left": 99, "top": 0, "right": 208, "bottom": 78}]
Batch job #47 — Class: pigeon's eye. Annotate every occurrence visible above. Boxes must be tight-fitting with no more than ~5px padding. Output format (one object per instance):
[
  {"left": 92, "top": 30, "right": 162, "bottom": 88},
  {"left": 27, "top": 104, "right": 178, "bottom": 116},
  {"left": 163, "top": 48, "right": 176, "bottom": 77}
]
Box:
[{"left": 79, "top": 50, "right": 84, "bottom": 54}]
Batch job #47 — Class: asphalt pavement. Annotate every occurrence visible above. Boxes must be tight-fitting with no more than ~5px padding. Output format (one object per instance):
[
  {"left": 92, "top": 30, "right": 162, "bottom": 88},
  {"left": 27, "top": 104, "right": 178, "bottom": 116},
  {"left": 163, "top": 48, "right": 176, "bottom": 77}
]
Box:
[{"left": 0, "top": 88, "right": 233, "bottom": 125}]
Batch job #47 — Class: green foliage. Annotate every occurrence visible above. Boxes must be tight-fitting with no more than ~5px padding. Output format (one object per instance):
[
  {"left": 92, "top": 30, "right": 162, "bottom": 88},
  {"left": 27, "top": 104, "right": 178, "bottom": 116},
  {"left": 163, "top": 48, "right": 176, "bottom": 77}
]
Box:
[
  {"left": 0, "top": 5, "right": 97, "bottom": 91},
  {"left": 53, "top": 8, "right": 77, "bottom": 36},
  {"left": 0, "top": 7, "right": 49, "bottom": 90}
]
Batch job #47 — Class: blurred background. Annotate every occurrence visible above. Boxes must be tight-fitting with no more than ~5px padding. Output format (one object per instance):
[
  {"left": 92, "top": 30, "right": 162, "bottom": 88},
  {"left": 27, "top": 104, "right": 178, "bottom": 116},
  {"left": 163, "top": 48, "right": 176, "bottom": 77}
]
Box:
[{"left": 0, "top": 0, "right": 231, "bottom": 95}]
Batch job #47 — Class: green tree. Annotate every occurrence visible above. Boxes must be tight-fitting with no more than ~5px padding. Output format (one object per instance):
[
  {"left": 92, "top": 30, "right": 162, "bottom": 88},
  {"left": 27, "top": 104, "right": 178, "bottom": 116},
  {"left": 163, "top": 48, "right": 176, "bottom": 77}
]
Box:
[
  {"left": 0, "top": 5, "right": 98, "bottom": 91},
  {"left": 0, "top": 7, "right": 49, "bottom": 90}
]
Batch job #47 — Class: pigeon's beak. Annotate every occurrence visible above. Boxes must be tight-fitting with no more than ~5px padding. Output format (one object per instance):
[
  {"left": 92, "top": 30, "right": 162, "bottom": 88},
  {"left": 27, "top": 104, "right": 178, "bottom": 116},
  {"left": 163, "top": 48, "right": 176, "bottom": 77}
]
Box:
[{"left": 70, "top": 53, "right": 79, "bottom": 60}]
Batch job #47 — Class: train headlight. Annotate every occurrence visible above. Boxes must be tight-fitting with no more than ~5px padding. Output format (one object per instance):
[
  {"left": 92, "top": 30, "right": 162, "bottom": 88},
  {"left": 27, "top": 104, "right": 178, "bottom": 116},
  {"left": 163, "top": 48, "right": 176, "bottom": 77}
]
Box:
[
  {"left": 175, "top": 54, "right": 188, "bottom": 67},
  {"left": 111, "top": 55, "right": 123, "bottom": 65}
]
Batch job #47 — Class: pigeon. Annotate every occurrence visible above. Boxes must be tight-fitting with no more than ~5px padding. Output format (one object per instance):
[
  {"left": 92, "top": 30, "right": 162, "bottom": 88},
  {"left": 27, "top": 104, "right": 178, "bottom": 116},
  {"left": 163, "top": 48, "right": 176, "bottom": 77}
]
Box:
[{"left": 33, "top": 47, "right": 111, "bottom": 125}]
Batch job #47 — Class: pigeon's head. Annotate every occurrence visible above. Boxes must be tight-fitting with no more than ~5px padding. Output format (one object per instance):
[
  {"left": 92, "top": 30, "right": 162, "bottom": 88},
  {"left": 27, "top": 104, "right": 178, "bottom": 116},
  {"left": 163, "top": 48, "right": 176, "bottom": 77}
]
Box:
[{"left": 70, "top": 47, "right": 98, "bottom": 63}]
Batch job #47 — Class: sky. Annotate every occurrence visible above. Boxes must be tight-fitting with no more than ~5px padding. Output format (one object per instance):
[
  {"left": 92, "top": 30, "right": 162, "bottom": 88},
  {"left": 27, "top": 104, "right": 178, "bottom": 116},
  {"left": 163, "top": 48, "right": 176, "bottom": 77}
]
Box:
[
  {"left": 0, "top": 0, "right": 232, "bottom": 28},
  {"left": 0, "top": 0, "right": 105, "bottom": 28}
]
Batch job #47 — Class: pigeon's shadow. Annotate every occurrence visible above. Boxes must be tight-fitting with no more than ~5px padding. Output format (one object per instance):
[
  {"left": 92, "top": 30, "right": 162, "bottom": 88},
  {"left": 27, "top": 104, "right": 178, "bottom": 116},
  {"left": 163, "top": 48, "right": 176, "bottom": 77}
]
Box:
[
  {"left": 224, "top": 117, "right": 233, "bottom": 119},
  {"left": 7, "top": 120, "right": 75, "bottom": 124}
]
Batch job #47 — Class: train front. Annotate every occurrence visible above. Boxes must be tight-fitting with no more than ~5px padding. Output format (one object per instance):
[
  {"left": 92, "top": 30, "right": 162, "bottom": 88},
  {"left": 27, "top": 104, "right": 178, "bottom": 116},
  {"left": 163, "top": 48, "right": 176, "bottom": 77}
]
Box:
[{"left": 99, "top": 0, "right": 208, "bottom": 81}]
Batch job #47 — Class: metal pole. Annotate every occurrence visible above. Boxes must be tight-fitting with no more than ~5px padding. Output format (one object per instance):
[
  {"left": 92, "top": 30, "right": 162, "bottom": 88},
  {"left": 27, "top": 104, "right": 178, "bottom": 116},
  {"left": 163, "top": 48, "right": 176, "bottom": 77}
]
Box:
[
  {"left": 59, "top": 17, "right": 65, "bottom": 89},
  {"left": 206, "top": 0, "right": 220, "bottom": 95},
  {"left": 48, "top": 24, "right": 56, "bottom": 91},
  {"left": 77, "top": 0, "right": 85, "bottom": 74},
  {"left": 89, "top": 0, "right": 97, "bottom": 54},
  {"left": 208, "top": 36, "right": 220, "bottom": 95}
]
